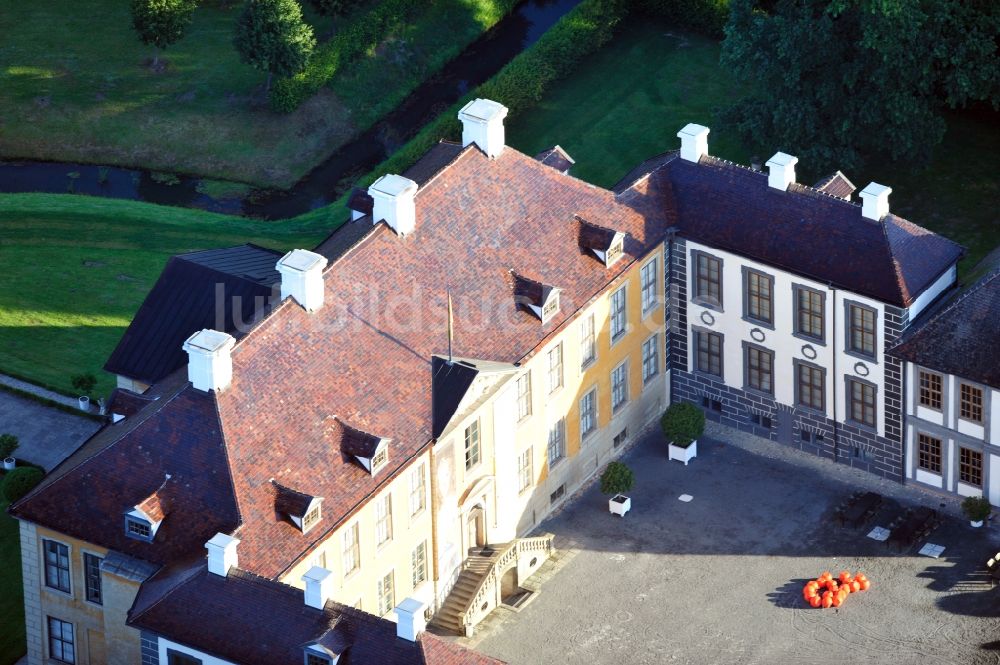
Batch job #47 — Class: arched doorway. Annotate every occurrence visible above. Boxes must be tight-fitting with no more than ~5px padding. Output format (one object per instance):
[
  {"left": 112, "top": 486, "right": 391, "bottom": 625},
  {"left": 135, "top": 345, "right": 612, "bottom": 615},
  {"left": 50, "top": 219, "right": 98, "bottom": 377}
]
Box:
[
  {"left": 466, "top": 505, "right": 485, "bottom": 550},
  {"left": 500, "top": 566, "right": 518, "bottom": 599}
]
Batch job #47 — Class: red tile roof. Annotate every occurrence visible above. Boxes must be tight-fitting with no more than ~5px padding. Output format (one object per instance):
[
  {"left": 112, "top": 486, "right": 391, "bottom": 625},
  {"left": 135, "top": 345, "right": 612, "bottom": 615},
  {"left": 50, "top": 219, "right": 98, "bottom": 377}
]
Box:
[{"left": 12, "top": 144, "right": 672, "bottom": 578}]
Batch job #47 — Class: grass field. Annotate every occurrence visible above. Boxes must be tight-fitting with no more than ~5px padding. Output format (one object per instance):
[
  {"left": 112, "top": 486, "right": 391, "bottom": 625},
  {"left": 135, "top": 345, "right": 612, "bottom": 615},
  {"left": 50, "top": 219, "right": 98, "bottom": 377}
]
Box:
[
  {"left": 508, "top": 20, "right": 999, "bottom": 275},
  {"left": 0, "top": 0, "right": 515, "bottom": 188},
  {"left": 0, "top": 195, "right": 327, "bottom": 396},
  {"left": 0, "top": 496, "right": 24, "bottom": 665}
]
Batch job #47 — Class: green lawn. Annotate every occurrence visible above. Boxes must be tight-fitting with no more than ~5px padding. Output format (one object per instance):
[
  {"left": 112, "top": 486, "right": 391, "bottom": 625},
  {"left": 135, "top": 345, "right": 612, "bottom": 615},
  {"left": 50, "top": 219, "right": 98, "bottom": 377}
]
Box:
[
  {"left": 0, "top": 0, "right": 515, "bottom": 188},
  {"left": 0, "top": 195, "right": 327, "bottom": 396},
  {"left": 0, "top": 497, "right": 24, "bottom": 665},
  {"left": 507, "top": 20, "right": 999, "bottom": 276}
]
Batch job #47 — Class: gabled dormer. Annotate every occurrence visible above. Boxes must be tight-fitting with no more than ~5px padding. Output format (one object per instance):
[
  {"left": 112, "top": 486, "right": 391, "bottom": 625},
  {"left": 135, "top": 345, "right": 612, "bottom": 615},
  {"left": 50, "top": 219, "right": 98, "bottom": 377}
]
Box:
[
  {"left": 336, "top": 417, "right": 391, "bottom": 476},
  {"left": 272, "top": 481, "right": 323, "bottom": 534},
  {"left": 302, "top": 621, "right": 350, "bottom": 665},
  {"left": 577, "top": 216, "right": 625, "bottom": 268},
  {"left": 512, "top": 272, "right": 561, "bottom": 324},
  {"left": 125, "top": 474, "right": 171, "bottom": 542}
]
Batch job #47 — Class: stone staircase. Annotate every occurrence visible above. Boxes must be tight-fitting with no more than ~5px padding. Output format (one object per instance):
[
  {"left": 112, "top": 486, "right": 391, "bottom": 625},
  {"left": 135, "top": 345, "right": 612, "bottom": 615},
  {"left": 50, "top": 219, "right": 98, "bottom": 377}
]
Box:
[{"left": 430, "top": 546, "right": 505, "bottom": 635}]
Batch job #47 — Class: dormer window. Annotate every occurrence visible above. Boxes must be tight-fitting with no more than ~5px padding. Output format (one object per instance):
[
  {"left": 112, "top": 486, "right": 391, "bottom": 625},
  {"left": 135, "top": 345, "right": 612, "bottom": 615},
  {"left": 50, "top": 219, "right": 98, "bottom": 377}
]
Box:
[
  {"left": 304, "top": 646, "right": 338, "bottom": 665},
  {"left": 126, "top": 515, "right": 153, "bottom": 541},
  {"left": 577, "top": 216, "right": 625, "bottom": 268},
  {"left": 336, "top": 417, "right": 391, "bottom": 477},
  {"left": 273, "top": 481, "right": 324, "bottom": 534},
  {"left": 512, "top": 272, "right": 560, "bottom": 324}
]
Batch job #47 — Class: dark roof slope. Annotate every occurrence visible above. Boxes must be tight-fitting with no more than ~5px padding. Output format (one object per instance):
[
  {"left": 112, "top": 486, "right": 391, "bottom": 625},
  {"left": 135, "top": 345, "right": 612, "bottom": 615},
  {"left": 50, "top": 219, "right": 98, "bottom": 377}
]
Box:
[
  {"left": 890, "top": 270, "right": 1000, "bottom": 389},
  {"left": 535, "top": 145, "right": 575, "bottom": 173},
  {"left": 10, "top": 377, "right": 241, "bottom": 566},
  {"left": 646, "top": 154, "right": 963, "bottom": 306},
  {"left": 128, "top": 563, "right": 505, "bottom": 665},
  {"left": 105, "top": 244, "right": 281, "bottom": 385}
]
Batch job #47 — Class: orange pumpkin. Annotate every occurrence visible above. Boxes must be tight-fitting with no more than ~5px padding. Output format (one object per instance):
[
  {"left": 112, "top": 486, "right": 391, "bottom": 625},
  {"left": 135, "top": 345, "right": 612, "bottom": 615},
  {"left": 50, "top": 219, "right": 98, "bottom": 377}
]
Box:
[
  {"left": 841, "top": 583, "right": 851, "bottom": 596},
  {"left": 861, "top": 579, "right": 871, "bottom": 591},
  {"left": 809, "top": 594, "right": 822, "bottom": 608},
  {"left": 822, "top": 594, "right": 833, "bottom": 609},
  {"left": 856, "top": 573, "right": 868, "bottom": 582},
  {"left": 839, "top": 571, "right": 851, "bottom": 583},
  {"left": 851, "top": 580, "right": 861, "bottom": 592},
  {"left": 821, "top": 571, "right": 832, "bottom": 580},
  {"left": 831, "top": 593, "right": 843, "bottom": 608}
]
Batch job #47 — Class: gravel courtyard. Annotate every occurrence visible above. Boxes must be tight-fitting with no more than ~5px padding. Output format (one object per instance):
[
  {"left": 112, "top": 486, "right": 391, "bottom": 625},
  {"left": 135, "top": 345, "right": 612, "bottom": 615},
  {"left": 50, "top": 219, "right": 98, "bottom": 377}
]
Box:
[{"left": 472, "top": 424, "right": 1000, "bottom": 665}]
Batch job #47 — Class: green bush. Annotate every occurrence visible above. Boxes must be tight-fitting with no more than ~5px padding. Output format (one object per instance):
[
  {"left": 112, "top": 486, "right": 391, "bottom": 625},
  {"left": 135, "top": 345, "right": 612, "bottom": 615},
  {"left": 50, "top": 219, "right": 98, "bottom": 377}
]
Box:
[
  {"left": 0, "top": 434, "right": 18, "bottom": 459},
  {"left": 3, "top": 466, "right": 44, "bottom": 503},
  {"left": 600, "top": 461, "right": 635, "bottom": 496},
  {"left": 71, "top": 373, "right": 98, "bottom": 396},
  {"left": 962, "top": 496, "right": 992, "bottom": 522},
  {"left": 660, "top": 402, "right": 705, "bottom": 448},
  {"left": 633, "top": 0, "right": 729, "bottom": 38}
]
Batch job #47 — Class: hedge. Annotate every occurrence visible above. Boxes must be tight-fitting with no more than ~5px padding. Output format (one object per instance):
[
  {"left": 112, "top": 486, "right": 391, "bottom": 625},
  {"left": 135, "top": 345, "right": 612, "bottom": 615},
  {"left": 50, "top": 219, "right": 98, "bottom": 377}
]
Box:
[
  {"left": 633, "top": 0, "right": 730, "bottom": 38},
  {"left": 355, "top": 0, "right": 628, "bottom": 187},
  {"left": 270, "top": 0, "right": 424, "bottom": 112}
]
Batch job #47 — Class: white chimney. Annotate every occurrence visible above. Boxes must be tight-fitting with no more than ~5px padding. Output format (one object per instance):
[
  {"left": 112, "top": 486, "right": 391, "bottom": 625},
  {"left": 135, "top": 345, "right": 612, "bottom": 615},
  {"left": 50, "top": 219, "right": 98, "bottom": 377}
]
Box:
[
  {"left": 677, "top": 124, "right": 709, "bottom": 162},
  {"left": 205, "top": 532, "right": 239, "bottom": 577},
  {"left": 766, "top": 152, "right": 798, "bottom": 191},
  {"left": 302, "top": 566, "right": 335, "bottom": 610},
  {"left": 368, "top": 174, "right": 419, "bottom": 236},
  {"left": 276, "top": 249, "right": 328, "bottom": 312},
  {"left": 394, "top": 597, "right": 427, "bottom": 641},
  {"left": 859, "top": 182, "right": 892, "bottom": 220},
  {"left": 183, "top": 329, "right": 235, "bottom": 393},
  {"left": 458, "top": 98, "right": 508, "bottom": 159}
]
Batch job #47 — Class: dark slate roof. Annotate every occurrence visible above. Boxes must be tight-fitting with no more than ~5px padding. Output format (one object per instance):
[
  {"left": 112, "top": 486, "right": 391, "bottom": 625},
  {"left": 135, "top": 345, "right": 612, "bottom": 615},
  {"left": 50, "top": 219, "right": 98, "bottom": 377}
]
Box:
[
  {"left": 577, "top": 216, "right": 620, "bottom": 252},
  {"left": 402, "top": 141, "right": 464, "bottom": 185},
  {"left": 313, "top": 217, "right": 379, "bottom": 263},
  {"left": 644, "top": 153, "right": 963, "bottom": 306},
  {"left": 534, "top": 145, "right": 575, "bottom": 173},
  {"left": 813, "top": 171, "right": 857, "bottom": 200},
  {"left": 336, "top": 419, "right": 386, "bottom": 458},
  {"left": 347, "top": 187, "right": 374, "bottom": 216},
  {"left": 890, "top": 269, "right": 1000, "bottom": 389},
  {"left": 128, "top": 563, "right": 506, "bottom": 665},
  {"left": 104, "top": 244, "right": 281, "bottom": 385},
  {"left": 106, "top": 387, "right": 158, "bottom": 419}
]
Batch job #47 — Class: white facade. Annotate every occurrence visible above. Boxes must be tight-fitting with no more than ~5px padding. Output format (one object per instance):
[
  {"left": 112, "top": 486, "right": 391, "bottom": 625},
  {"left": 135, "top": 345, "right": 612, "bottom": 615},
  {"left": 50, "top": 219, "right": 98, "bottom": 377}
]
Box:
[{"left": 903, "top": 362, "right": 999, "bottom": 505}]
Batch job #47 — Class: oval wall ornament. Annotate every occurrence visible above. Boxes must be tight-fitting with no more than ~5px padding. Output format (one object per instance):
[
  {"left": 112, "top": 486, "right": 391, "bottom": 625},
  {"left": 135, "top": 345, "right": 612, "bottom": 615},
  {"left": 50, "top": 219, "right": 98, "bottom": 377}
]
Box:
[
  {"left": 854, "top": 362, "right": 870, "bottom": 377},
  {"left": 700, "top": 310, "right": 715, "bottom": 326},
  {"left": 750, "top": 328, "right": 766, "bottom": 342},
  {"left": 801, "top": 344, "right": 817, "bottom": 360}
]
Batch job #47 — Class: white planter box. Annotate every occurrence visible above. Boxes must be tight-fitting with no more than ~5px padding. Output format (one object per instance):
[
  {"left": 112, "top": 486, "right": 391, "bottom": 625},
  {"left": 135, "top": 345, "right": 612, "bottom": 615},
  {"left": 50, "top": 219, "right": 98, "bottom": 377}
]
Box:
[
  {"left": 78, "top": 396, "right": 90, "bottom": 412},
  {"left": 970, "top": 520, "right": 984, "bottom": 528},
  {"left": 2, "top": 457, "right": 15, "bottom": 471},
  {"left": 668, "top": 439, "right": 698, "bottom": 465},
  {"left": 609, "top": 494, "right": 631, "bottom": 517}
]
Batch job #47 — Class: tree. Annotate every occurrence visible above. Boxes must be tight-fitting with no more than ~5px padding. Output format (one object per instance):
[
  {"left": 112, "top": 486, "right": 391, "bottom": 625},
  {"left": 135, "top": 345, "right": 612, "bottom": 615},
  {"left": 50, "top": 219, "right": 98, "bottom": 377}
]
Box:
[
  {"left": 599, "top": 461, "right": 635, "bottom": 496},
  {"left": 234, "top": 0, "right": 316, "bottom": 92},
  {"left": 130, "top": 0, "right": 198, "bottom": 67},
  {"left": 720, "top": 0, "right": 1000, "bottom": 172},
  {"left": 306, "top": 0, "right": 365, "bottom": 17}
]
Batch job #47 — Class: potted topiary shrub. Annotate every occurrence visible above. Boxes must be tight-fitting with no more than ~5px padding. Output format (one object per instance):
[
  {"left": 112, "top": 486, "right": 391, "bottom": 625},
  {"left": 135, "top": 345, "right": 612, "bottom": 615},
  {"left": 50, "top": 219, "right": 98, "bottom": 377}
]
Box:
[
  {"left": 71, "top": 373, "right": 98, "bottom": 412},
  {"left": 661, "top": 402, "right": 705, "bottom": 466},
  {"left": 962, "top": 496, "right": 992, "bottom": 528},
  {"left": 0, "top": 433, "right": 18, "bottom": 471},
  {"left": 600, "top": 461, "right": 635, "bottom": 517}
]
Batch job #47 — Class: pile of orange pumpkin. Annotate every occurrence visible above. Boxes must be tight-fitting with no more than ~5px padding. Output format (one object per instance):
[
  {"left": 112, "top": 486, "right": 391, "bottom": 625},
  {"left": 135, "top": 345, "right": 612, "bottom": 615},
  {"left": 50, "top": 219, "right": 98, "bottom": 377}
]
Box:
[{"left": 802, "top": 570, "right": 871, "bottom": 608}]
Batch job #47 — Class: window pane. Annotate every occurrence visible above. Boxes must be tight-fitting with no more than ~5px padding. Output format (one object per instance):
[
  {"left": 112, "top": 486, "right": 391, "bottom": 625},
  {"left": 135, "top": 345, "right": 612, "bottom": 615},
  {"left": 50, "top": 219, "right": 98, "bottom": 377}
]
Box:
[
  {"left": 919, "top": 371, "right": 942, "bottom": 410},
  {"left": 464, "top": 421, "right": 481, "bottom": 470},
  {"left": 516, "top": 374, "right": 532, "bottom": 420},
  {"left": 696, "top": 254, "right": 722, "bottom": 306},
  {"left": 518, "top": 449, "right": 533, "bottom": 492},
  {"left": 83, "top": 553, "right": 102, "bottom": 605},
  {"left": 412, "top": 542, "right": 427, "bottom": 587},
  {"left": 580, "top": 314, "right": 596, "bottom": 367},
  {"left": 746, "top": 271, "right": 772, "bottom": 323},
  {"left": 612, "top": 364, "right": 628, "bottom": 411},
  {"left": 547, "top": 419, "right": 566, "bottom": 466},
  {"left": 696, "top": 332, "right": 722, "bottom": 377},
  {"left": 642, "top": 336, "right": 659, "bottom": 383},
  {"left": 409, "top": 465, "right": 425, "bottom": 516},
  {"left": 641, "top": 259, "right": 657, "bottom": 312},
  {"left": 960, "top": 384, "right": 983, "bottom": 422},
  {"left": 959, "top": 447, "right": 983, "bottom": 486},
  {"left": 548, "top": 344, "right": 563, "bottom": 393},
  {"left": 849, "top": 305, "right": 875, "bottom": 356},
  {"left": 611, "top": 288, "right": 627, "bottom": 339},
  {"left": 917, "top": 434, "right": 942, "bottom": 473},
  {"left": 797, "top": 364, "right": 824, "bottom": 410}
]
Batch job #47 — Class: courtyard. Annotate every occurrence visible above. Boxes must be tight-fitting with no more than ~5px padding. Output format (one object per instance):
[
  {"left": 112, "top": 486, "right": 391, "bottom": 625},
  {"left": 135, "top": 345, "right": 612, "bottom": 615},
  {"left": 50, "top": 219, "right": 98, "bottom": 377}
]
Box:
[{"left": 471, "top": 423, "right": 1000, "bottom": 664}]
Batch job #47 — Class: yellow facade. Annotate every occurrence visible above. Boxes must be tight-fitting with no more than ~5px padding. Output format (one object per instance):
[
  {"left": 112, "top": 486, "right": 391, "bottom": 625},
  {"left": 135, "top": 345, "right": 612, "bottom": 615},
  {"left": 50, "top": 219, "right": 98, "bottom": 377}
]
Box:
[{"left": 280, "top": 449, "right": 435, "bottom": 617}]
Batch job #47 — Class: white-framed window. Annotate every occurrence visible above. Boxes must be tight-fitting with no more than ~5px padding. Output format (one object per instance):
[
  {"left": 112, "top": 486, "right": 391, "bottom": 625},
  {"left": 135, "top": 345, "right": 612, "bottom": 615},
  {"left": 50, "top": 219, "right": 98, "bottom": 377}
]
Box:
[
  {"left": 82, "top": 552, "right": 102, "bottom": 605},
  {"left": 304, "top": 651, "right": 331, "bottom": 665},
  {"left": 411, "top": 541, "right": 427, "bottom": 588},
  {"left": 547, "top": 343, "right": 563, "bottom": 394},
  {"left": 168, "top": 650, "right": 202, "bottom": 665},
  {"left": 43, "top": 540, "right": 71, "bottom": 594},
  {"left": 547, "top": 418, "right": 566, "bottom": 467},
  {"left": 464, "top": 420, "right": 481, "bottom": 470},
  {"left": 641, "top": 258, "right": 658, "bottom": 313},
  {"left": 516, "top": 373, "right": 532, "bottom": 421},
  {"left": 301, "top": 505, "right": 321, "bottom": 533},
  {"left": 409, "top": 463, "right": 426, "bottom": 516},
  {"left": 610, "top": 286, "right": 627, "bottom": 341},
  {"left": 612, "top": 362, "right": 628, "bottom": 412},
  {"left": 642, "top": 334, "right": 659, "bottom": 383},
  {"left": 342, "top": 522, "right": 360, "bottom": 577},
  {"left": 371, "top": 446, "right": 388, "bottom": 473},
  {"left": 377, "top": 570, "right": 394, "bottom": 616},
  {"left": 311, "top": 549, "right": 328, "bottom": 570},
  {"left": 375, "top": 494, "right": 392, "bottom": 546},
  {"left": 48, "top": 616, "right": 75, "bottom": 663},
  {"left": 125, "top": 515, "right": 153, "bottom": 542},
  {"left": 579, "top": 388, "right": 597, "bottom": 438},
  {"left": 580, "top": 314, "right": 596, "bottom": 368},
  {"left": 517, "top": 449, "right": 533, "bottom": 493}
]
